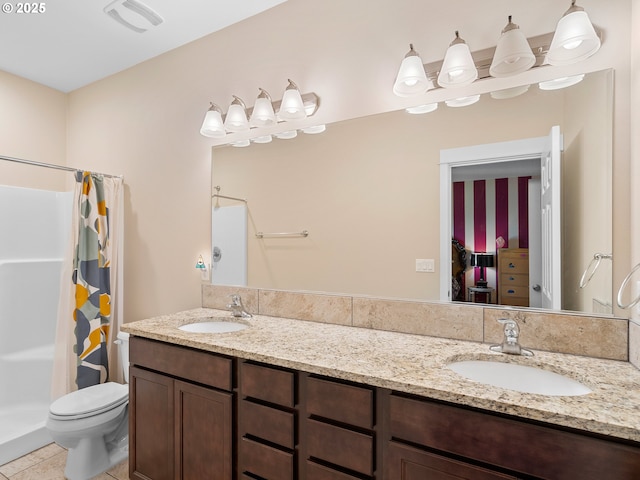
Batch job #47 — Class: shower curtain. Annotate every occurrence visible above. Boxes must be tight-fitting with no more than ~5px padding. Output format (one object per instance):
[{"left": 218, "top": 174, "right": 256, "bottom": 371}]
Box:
[{"left": 52, "top": 172, "right": 123, "bottom": 398}]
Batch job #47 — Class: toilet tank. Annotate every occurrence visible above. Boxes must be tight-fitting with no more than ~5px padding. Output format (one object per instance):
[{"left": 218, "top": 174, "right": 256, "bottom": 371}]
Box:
[{"left": 116, "top": 331, "right": 130, "bottom": 383}]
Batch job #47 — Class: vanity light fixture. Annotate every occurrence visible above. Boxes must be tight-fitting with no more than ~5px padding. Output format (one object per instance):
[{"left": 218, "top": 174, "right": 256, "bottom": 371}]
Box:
[
  {"left": 224, "top": 96, "right": 250, "bottom": 132},
  {"left": 230, "top": 139, "right": 251, "bottom": 147},
  {"left": 249, "top": 88, "right": 277, "bottom": 127},
  {"left": 395, "top": 4, "right": 601, "bottom": 99},
  {"left": 538, "top": 74, "right": 585, "bottom": 91},
  {"left": 278, "top": 79, "right": 307, "bottom": 121},
  {"left": 437, "top": 31, "right": 478, "bottom": 88},
  {"left": 405, "top": 103, "right": 438, "bottom": 114},
  {"left": 199, "top": 79, "right": 319, "bottom": 141},
  {"left": 546, "top": 1, "right": 601, "bottom": 66},
  {"left": 200, "top": 103, "right": 226, "bottom": 138},
  {"left": 393, "top": 44, "right": 433, "bottom": 97},
  {"left": 489, "top": 16, "right": 536, "bottom": 78}
]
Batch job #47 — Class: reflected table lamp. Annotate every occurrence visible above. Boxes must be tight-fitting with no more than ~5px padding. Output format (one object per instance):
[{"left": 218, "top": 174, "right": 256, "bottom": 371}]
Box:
[{"left": 470, "top": 252, "right": 494, "bottom": 288}]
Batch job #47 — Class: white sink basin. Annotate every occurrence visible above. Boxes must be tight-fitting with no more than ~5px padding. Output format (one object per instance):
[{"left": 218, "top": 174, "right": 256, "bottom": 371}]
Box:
[
  {"left": 178, "top": 319, "right": 249, "bottom": 334},
  {"left": 448, "top": 360, "right": 592, "bottom": 396}
]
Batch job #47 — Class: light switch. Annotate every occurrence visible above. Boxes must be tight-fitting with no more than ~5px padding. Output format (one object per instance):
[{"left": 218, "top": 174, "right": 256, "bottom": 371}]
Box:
[{"left": 416, "top": 259, "right": 435, "bottom": 273}]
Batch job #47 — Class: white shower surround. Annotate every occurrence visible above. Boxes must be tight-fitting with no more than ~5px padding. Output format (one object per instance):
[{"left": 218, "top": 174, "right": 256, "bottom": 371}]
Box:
[{"left": 0, "top": 185, "right": 72, "bottom": 466}]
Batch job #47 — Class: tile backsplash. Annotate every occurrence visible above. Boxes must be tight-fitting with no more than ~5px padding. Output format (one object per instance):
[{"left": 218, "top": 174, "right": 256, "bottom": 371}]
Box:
[{"left": 202, "top": 284, "right": 630, "bottom": 362}]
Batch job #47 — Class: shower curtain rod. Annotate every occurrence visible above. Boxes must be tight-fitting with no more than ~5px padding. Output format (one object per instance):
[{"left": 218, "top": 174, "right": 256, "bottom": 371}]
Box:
[{"left": 0, "top": 154, "right": 122, "bottom": 179}]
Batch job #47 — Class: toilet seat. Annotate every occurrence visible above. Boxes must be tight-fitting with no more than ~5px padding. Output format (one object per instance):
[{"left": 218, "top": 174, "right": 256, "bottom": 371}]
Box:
[{"left": 49, "top": 382, "right": 128, "bottom": 420}]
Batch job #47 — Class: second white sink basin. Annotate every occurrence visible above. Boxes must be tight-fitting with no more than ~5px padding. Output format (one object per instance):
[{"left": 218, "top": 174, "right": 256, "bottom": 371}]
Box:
[
  {"left": 448, "top": 360, "right": 592, "bottom": 396},
  {"left": 179, "top": 319, "right": 249, "bottom": 334}
]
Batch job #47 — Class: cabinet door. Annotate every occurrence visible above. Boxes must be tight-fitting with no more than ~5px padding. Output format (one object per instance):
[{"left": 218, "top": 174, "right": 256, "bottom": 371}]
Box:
[
  {"left": 386, "top": 442, "right": 517, "bottom": 480},
  {"left": 175, "top": 380, "right": 233, "bottom": 480},
  {"left": 130, "top": 367, "right": 174, "bottom": 480}
]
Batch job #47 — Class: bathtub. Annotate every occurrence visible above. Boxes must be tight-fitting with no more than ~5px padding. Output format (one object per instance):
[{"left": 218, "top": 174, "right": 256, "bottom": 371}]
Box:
[{"left": 0, "top": 259, "right": 63, "bottom": 465}]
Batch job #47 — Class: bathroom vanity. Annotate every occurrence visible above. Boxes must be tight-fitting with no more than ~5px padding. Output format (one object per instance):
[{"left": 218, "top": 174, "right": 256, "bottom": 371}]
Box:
[{"left": 122, "top": 309, "right": 640, "bottom": 480}]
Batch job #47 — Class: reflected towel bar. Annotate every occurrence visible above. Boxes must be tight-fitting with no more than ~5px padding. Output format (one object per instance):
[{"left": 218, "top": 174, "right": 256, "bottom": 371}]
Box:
[
  {"left": 256, "top": 230, "right": 309, "bottom": 239},
  {"left": 617, "top": 262, "right": 640, "bottom": 309},
  {"left": 212, "top": 186, "right": 246, "bottom": 203},
  {"left": 579, "top": 253, "right": 612, "bottom": 289}
]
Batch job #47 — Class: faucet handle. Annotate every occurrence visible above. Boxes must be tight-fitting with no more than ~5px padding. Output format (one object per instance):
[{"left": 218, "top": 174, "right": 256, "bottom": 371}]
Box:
[
  {"left": 490, "top": 318, "right": 533, "bottom": 356},
  {"left": 498, "top": 318, "right": 519, "bottom": 339}
]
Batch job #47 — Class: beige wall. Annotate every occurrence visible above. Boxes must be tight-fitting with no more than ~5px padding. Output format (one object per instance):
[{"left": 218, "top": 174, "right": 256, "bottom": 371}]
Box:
[
  {"left": 0, "top": 70, "right": 68, "bottom": 191},
  {"left": 0, "top": 0, "right": 634, "bottom": 325}
]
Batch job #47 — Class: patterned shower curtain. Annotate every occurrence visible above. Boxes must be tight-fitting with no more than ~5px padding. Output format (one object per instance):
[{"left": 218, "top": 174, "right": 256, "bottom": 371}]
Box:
[
  {"left": 74, "top": 172, "right": 114, "bottom": 388},
  {"left": 52, "top": 171, "right": 123, "bottom": 397}
]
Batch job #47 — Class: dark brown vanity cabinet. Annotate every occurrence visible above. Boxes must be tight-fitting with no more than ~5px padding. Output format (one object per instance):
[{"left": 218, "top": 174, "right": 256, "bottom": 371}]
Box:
[
  {"left": 385, "top": 392, "right": 640, "bottom": 480},
  {"left": 129, "top": 337, "right": 233, "bottom": 480},
  {"left": 128, "top": 337, "right": 640, "bottom": 480}
]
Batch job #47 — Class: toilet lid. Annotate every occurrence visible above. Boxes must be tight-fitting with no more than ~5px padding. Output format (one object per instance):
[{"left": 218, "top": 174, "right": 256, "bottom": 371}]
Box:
[{"left": 50, "top": 382, "right": 128, "bottom": 418}]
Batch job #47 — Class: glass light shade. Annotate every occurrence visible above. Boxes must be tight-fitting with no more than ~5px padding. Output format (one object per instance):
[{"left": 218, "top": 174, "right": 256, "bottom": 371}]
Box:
[
  {"left": 200, "top": 104, "right": 226, "bottom": 138},
  {"left": 437, "top": 34, "right": 478, "bottom": 88},
  {"left": 274, "top": 130, "right": 298, "bottom": 140},
  {"left": 393, "top": 44, "right": 433, "bottom": 97},
  {"left": 250, "top": 89, "right": 276, "bottom": 127},
  {"left": 252, "top": 135, "right": 273, "bottom": 144},
  {"left": 445, "top": 95, "right": 480, "bottom": 108},
  {"left": 538, "top": 74, "right": 584, "bottom": 91},
  {"left": 224, "top": 96, "right": 249, "bottom": 132},
  {"left": 405, "top": 103, "right": 438, "bottom": 114},
  {"left": 490, "top": 84, "right": 530, "bottom": 100},
  {"left": 230, "top": 139, "right": 250, "bottom": 147},
  {"left": 302, "top": 125, "right": 326, "bottom": 134},
  {"left": 489, "top": 20, "right": 536, "bottom": 77},
  {"left": 547, "top": 8, "right": 600, "bottom": 65},
  {"left": 278, "top": 80, "right": 307, "bottom": 121}
]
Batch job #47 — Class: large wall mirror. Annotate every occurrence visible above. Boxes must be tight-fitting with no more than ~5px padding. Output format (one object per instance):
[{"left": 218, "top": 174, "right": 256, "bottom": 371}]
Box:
[{"left": 211, "top": 69, "right": 613, "bottom": 316}]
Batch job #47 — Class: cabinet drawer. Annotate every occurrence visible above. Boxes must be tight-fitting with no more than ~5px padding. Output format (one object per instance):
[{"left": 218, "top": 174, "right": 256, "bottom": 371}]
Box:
[
  {"left": 499, "top": 273, "right": 528, "bottom": 287},
  {"left": 240, "top": 400, "right": 295, "bottom": 449},
  {"left": 499, "top": 285, "right": 529, "bottom": 299},
  {"left": 501, "top": 296, "right": 529, "bottom": 307},
  {"left": 306, "top": 377, "right": 373, "bottom": 429},
  {"left": 240, "top": 362, "right": 295, "bottom": 407},
  {"left": 386, "top": 441, "right": 517, "bottom": 480},
  {"left": 389, "top": 394, "right": 640, "bottom": 479},
  {"left": 306, "top": 460, "right": 361, "bottom": 480},
  {"left": 240, "top": 437, "right": 294, "bottom": 480},
  {"left": 130, "top": 336, "right": 232, "bottom": 391},
  {"left": 306, "top": 419, "right": 373, "bottom": 476},
  {"left": 500, "top": 257, "right": 528, "bottom": 273}
]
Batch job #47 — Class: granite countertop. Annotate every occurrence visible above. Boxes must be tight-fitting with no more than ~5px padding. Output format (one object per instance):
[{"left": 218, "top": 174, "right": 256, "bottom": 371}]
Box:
[{"left": 121, "top": 308, "right": 640, "bottom": 442}]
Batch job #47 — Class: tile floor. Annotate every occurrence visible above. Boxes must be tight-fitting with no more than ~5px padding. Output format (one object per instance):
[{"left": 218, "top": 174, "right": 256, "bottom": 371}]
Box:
[{"left": 0, "top": 444, "right": 128, "bottom": 480}]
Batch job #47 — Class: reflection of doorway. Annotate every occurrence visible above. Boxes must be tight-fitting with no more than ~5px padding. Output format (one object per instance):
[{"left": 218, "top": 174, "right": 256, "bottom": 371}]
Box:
[
  {"left": 439, "top": 127, "right": 562, "bottom": 308},
  {"left": 450, "top": 160, "right": 541, "bottom": 306}
]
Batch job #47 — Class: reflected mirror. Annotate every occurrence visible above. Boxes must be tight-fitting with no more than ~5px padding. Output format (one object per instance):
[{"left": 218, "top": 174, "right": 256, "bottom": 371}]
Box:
[{"left": 211, "top": 69, "right": 613, "bottom": 315}]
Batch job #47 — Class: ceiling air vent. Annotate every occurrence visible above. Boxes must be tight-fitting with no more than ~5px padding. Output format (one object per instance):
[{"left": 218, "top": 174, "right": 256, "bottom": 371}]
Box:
[{"left": 104, "top": 0, "right": 164, "bottom": 33}]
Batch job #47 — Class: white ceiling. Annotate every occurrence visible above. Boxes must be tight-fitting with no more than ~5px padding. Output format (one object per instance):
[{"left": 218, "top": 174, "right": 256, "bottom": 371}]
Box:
[{"left": 0, "top": 0, "right": 286, "bottom": 92}]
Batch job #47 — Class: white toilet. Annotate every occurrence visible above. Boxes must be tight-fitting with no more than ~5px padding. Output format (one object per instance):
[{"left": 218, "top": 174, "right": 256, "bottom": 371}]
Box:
[{"left": 46, "top": 331, "right": 130, "bottom": 480}]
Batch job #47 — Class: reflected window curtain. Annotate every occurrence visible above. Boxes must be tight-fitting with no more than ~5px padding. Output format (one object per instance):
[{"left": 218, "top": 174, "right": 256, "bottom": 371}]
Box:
[{"left": 52, "top": 171, "right": 123, "bottom": 398}]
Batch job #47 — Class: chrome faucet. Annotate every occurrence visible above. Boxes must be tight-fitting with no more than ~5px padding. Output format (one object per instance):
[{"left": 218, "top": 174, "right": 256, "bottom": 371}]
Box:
[
  {"left": 227, "top": 294, "right": 252, "bottom": 318},
  {"left": 490, "top": 318, "right": 533, "bottom": 356}
]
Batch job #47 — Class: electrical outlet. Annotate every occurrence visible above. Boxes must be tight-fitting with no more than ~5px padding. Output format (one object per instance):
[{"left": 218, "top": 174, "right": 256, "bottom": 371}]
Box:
[{"left": 416, "top": 259, "right": 435, "bottom": 273}]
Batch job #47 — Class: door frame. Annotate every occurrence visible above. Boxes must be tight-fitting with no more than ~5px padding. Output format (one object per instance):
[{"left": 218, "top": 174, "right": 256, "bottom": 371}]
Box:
[{"left": 439, "top": 134, "right": 559, "bottom": 303}]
